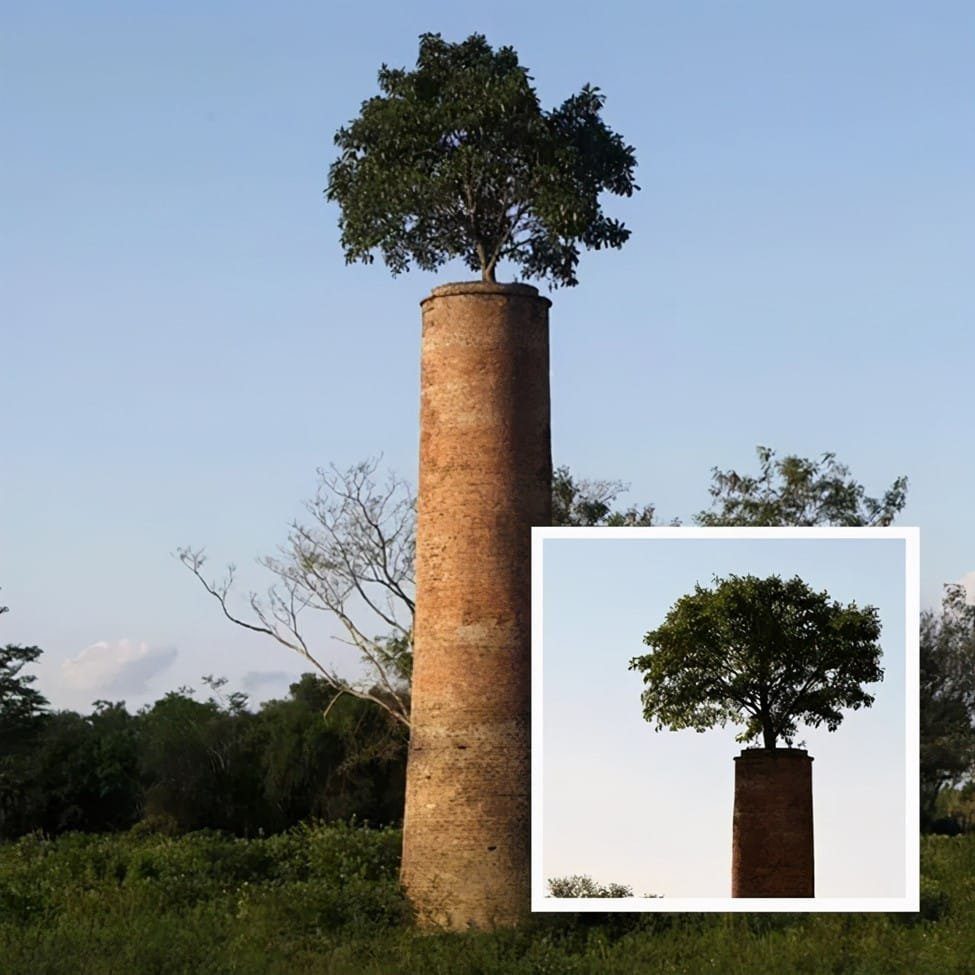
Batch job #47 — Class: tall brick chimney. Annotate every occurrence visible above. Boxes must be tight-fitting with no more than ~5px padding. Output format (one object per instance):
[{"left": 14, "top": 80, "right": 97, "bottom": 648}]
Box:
[
  {"left": 400, "top": 281, "right": 552, "bottom": 929},
  {"left": 732, "top": 748, "right": 815, "bottom": 898}
]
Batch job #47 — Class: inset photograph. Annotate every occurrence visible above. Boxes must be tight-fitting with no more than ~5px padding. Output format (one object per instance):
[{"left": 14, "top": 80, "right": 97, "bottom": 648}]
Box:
[{"left": 531, "top": 527, "right": 919, "bottom": 912}]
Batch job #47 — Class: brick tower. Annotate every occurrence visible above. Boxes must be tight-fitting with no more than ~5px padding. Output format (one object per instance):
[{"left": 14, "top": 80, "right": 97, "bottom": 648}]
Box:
[
  {"left": 400, "top": 281, "right": 552, "bottom": 929},
  {"left": 732, "top": 748, "right": 815, "bottom": 898}
]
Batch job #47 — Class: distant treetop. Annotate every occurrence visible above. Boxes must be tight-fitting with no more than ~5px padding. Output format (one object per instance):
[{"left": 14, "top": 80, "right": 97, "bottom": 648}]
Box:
[
  {"left": 326, "top": 32, "right": 638, "bottom": 288},
  {"left": 695, "top": 446, "right": 908, "bottom": 527}
]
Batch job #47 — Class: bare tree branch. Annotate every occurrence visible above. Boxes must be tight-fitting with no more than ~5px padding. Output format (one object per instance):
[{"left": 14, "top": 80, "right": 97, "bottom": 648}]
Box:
[{"left": 175, "top": 457, "right": 414, "bottom": 728}]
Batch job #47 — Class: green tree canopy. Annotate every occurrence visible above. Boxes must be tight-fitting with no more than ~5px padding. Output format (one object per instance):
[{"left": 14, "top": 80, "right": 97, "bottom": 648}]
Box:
[
  {"left": 0, "top": 642, "right": 48, "bottom": 740},
  {"left": 695, "top": 446, "right": 908, "bottom": 527},
  {"left": 326, "top": 32, "right": 638, "bottom": 287},
  {"left": 0, "top": 639, "right": 51, "bottom": 838},
  {"left": 629, "top": 574, "right": 884, "bottom": 749},
  {"left": 920, "top": 584, "right": 975, "bottom": 827},
  {"left": 259, "top": 674, "right": 407, "bottom": 829},
  {"left": 20, "top": 703, "right": 142, "bottom": 836},
  {"left": 551, "top": 465, "right": 655, "bottom": 527}
]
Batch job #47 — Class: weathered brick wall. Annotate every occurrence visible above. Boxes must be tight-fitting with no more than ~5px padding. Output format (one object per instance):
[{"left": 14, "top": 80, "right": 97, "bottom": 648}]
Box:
[
  {"left": 401, "top": 282, "right": 552, "bottom": 929},
  {"left": 732, "top": 748, "right": 815, "bottom": 897}
]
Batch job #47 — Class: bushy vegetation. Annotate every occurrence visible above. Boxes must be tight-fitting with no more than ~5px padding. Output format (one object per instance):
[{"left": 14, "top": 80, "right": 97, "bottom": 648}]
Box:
[
  {"left": 0, "top": 822, "right": 406, "bottom": 974},
  {"left": 548, "top": 874, "right": 634, "bottom": 897},
  {"left": 0, "top": 825, "right": 971, "bottom": 974},
  {"left": 0, "top": 670, "right": 407, "bottom": 842}
]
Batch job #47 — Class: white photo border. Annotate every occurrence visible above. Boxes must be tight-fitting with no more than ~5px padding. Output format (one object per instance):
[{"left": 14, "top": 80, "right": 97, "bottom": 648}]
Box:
[{"left": 530, "top": 526, "right": 921, "bottom": 913}]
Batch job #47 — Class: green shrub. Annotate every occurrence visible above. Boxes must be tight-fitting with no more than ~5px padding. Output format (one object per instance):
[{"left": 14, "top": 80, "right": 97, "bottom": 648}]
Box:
[
  {"left": 129, "top": 813, "right": 179, "bottom": 838},
  {"left": 919, "top": 876, "right": 951, "bottom": 922}
]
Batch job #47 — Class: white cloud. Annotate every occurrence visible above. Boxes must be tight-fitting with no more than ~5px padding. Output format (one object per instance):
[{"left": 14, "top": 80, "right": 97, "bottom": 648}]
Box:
[
  {"left": 61, "top": 639, "right": 178, "bottom": 695},
  {"left": 961, "top": 572, "right": 975, "bottom": 605}
]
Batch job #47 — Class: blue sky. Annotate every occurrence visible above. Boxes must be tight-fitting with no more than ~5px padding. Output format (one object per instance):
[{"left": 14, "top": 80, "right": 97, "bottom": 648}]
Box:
[
  {"left": 539, "top": 536, "right": 909, "bottom": 898},
  {"left": 3, "top": 2, "right": 972, "bottom": 710}
]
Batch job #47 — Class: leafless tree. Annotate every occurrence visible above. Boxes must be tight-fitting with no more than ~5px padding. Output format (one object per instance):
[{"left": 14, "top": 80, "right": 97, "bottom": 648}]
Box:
[
  {"left": 178, "top": 457, "right": 662, "bottom": 728},
  {"left": 178, "top": 457, "right": 414, "bottom": 727}
]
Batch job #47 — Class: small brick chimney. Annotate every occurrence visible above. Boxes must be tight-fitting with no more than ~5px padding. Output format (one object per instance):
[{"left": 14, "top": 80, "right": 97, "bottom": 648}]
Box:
[{"left": 732, "top": 748, "right": 815, "bottom": 898}]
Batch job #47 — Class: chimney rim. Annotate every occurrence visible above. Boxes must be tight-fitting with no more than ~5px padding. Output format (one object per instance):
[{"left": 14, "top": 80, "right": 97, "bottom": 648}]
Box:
[
  {"left": 734, "top": 747, "right": 813, "bottom": 762},
  {"left": 420, "top": 281, "right": 552, "bottom": 307}
]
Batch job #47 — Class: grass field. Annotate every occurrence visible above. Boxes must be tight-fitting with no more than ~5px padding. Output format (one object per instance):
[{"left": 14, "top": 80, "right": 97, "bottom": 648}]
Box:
[{"left": 0, "top": 824, "right": 969, "bottom": 974}]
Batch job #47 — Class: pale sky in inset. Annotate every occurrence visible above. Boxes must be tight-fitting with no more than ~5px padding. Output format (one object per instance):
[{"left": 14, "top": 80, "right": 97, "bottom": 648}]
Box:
[
  {"left": 3, "top": 3, "right": 972, "bottom": 710},
  {"left": 540, "top": 537, "right": 908, "bottom": 898}
]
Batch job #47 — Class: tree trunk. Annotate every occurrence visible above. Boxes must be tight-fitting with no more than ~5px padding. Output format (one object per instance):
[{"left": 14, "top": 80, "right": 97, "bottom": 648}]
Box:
[{"left": 758, "top": 690, "right": 775, "bottom": 749}]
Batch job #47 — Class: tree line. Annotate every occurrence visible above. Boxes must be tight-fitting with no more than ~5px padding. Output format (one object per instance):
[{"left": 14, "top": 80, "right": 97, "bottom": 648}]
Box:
[
  {"left": 0, "top": 662, "right": 406, "bottom": 842},
  {"left": 177, "top": 446, "right": 972, "bottom": 835},
  {"left": 2, "top": 447, "right": 973, "bottom": 839}
]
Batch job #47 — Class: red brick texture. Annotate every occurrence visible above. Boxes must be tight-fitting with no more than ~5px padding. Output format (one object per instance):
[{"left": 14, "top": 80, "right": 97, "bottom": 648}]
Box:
[
  {"left": 401, "top": 282, "right": 552, "bottom": 929},
  {"left": 732, "top": 748, "right": 815, "bottom": 898}
]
